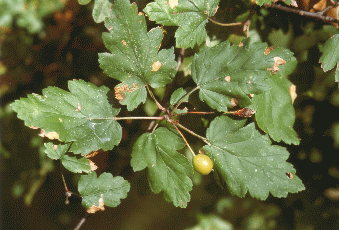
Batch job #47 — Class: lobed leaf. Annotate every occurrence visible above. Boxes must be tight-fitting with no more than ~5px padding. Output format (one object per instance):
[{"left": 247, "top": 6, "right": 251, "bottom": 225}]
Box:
[
  {"left": 251, "top": 73, "right": 299, "bottom": 145},
  {"left": 11, "top": 79, "right": 122, "bottom": 155},
  {"left": 191, "top": 39, "right": 294, "bottom": 112},
  {"left": 98, "top": 0, "right": 177, "bottom": 110},
  {"left": 144, "top": 0, "right": 220, "bottom": 48},
  {"left": 131, "top": 127, "right": 194, "bottom": 208},
  {"left": 202, "top": 116, "right": 305, "bottom": 200},
  {"left": 78, "top": 172, "right": 130, "bottom": 209}
]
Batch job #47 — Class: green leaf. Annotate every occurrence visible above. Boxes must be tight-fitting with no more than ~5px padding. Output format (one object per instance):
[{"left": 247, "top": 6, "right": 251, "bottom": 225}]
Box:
[
  {"left": 191, "top": 40, "right": 294, "bottom": 111},
  {"left": 11, "top": 79, "right": 122, "bottom": 155},
  {"left": 61, "top": 155, "right": 91, "bottom": 173},
  {"left": 251, "top": 73, "right": 299, "bottom": 145},
  {"left": 98, "top": 0, "right": 177, "bottom": 110},
  {"left": 44, "top": 142, "right": 91, "bottom": 173},
  {"left": 320, "top": 34, "right": 339, "bottom": 83},
  {"left": 92, "top": 0, "right": 112, "bottom": 23},
  {"left": 78, "top": 172, "right": 130, "bottom": 209},
  {"left": 202, "top": 116, "right": 305, "bottom": 200},
  {"left": 144, "top": 0, "right": 220, "bottom": 48},
  {"left": 255, "top": 0, "right": 292, "bottom": 6},
  {"left": 170, "top": 88, "right": 187, "bottom": 105},
  {"left": 44, "top": 142, "right": 69, "bottom": 160},
  {"left": 131, "top": 127, "right": 194, "bottom": 208}
]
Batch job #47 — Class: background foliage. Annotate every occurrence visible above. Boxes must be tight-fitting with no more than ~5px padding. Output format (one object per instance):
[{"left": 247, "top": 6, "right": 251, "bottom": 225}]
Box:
[{"left": 1, "top": 0, "right": 339, "bottom": 229}]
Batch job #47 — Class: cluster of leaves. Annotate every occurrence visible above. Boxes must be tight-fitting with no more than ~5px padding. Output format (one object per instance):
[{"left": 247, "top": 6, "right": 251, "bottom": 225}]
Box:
[{"left": 13, "top": 0, "right": 339, "bottom": 213}]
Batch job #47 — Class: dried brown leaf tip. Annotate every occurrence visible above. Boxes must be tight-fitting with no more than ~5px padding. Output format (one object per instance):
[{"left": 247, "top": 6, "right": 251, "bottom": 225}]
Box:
[
  {"left": 39, "top": 129, "right": 61, "bottom": 141},
  {"left": 229, "top": 108, "right": 256, "bottom": 118},
  {"left": 267, "top": 57, "right": 286, "bottom": 74},
  {"left": 168, "top": 0, "right": 178, "bottom": 9},
  {"left": 264, "top": 47, "right": 275, "bottom": 55},
  {"left": 151, "top": 61, "right": 162, "bottom": 72},
  {"left": 114, "top": 83, "right": 138, "bottom": 102},
  {"left": 87, "top": 195, "right": 105, "bottom": 213}
]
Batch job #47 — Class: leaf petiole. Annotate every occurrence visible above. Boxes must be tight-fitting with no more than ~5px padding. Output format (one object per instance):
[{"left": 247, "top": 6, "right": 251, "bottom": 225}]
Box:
[
  {"left": 175, "top": 122, "right": 211, "bottom": 146},
  {"left": 207, "top": 17, "right": 242, "bottom": 27},
  {"left": 146, "top": 85, "right": 166, "bottom": 112}
]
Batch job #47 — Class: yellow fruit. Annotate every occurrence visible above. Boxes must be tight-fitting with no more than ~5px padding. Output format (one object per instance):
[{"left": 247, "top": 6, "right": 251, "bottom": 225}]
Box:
[{"left": 192, "top": 154, "right": 213, "bottom": 175}]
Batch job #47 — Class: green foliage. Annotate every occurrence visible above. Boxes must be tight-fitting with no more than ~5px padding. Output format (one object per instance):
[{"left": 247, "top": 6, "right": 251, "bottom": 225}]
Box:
[
  {"left": 131, "top": 127, "right": 194, "bottom": 208},
  {"left": 78, "top": 172, "right": 130, "bottom": 209},
  {"left": 320, "top": 34, "right": 339, "bottom": 83},
  {"left": 13, "top": 0, "right": 339, "bottom": 216},
  {"left": 98, "top": 0, "right": 177, "bottom": 110},
  {"left": 92, "top": 0, "right": 112, "bottom": 23},
  {"left": 44, "top": 143, "right": 91, "bottom": 173},
  {"left": 191, "top": 39, "right": 293, "bottom": 111},
  {"left": 144, "top": 0, "right": 219, "bottom": 48},
  {"left": 202, "top": 116, "right": 304, "bottom": 200},
  {"left": 11, "top": 80, "right": 122, "bottom": 155},
  {"left": 251, "top": 72, "right": 299, "bottom": 144}
]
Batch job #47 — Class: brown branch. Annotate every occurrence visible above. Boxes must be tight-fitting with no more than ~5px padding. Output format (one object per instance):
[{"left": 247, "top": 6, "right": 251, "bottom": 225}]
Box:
[{"left": 264, "top": 3, "right": 338, "bottom": 23}]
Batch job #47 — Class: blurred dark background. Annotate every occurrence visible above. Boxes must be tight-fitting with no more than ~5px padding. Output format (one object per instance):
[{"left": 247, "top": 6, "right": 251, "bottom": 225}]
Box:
[{"left": 1, "top": 0, "right": 339, "bottom": 229}]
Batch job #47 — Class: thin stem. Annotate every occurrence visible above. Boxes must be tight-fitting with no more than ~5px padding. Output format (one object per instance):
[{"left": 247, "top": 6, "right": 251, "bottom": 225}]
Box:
[
  {"left": 172, "top": 86, "right": 200, "bottom": 113},
  {"left": 146, "top": 85, "right": 166, "bottom": 112},
  {"left": 207, "top": 17, "right": 243, "bottom": 27},
  {"left": 264, "top": 3, "right": 339, "bottom": 22},
  {"left": 172, "top": 111, "right": 215, "bottom": 117},
  {"left": 176, "top": 122, "right": 211, "bottom": 146},
  {"left": 172, "top": 123, "right": 196, "bottom": 157}
]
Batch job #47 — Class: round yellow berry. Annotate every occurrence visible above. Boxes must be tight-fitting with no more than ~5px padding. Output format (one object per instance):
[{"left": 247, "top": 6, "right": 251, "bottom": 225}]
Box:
[{"left": 192, "top": 154, "right": 213, "bottom": 175}]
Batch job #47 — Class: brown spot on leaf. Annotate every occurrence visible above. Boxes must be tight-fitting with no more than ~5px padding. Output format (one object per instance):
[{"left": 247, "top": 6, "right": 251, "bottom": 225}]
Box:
[
  {"left": 286, "top": 172, "right": 294, "bottom": 179},
  {"left": 39, "top": 129, "right": 61, "bottom": 141},
  {"left": 59, "top": 118, "right": 62, "bottom": 122},
  {"left": 231, "top": 98, "right": 239, "bottom": 108},
  {"left": 29, "top": 126, "right": 39, "bottom": 129},
  {"left": 107, "top": 26, "right": 113, "bottom": 31},
  {"left": 267, "top": 57, "right": 286, "bottom": 74},
  {"left": 122, "top": 40, "right": 126, "bottom": 45},
  {"left": 75, "top": 103, "right": 81, "bottom": 112},
  {"left": 52, "top": 144, "right": 58, "bottom": 151},
  {"left": 151, "top": 61, "right": 162, "bottom": 71},
  {"left": 167, "top": 0, "right": 178, "bottom": 9},
  {"left": 114, "top": 83, "right": 139, "bottom": 102},
  {"left": 264, "top": 47, "right": 275, "bottom": 55},
  {"left": 225, "top": 76, "right": 231, "bottom": 82},
  {"left": 138, "top": 12, "right": 143, "bottom": 16},
  {"left": 87, "top": 195, "right": 105, "bottom": 213}
]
